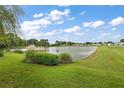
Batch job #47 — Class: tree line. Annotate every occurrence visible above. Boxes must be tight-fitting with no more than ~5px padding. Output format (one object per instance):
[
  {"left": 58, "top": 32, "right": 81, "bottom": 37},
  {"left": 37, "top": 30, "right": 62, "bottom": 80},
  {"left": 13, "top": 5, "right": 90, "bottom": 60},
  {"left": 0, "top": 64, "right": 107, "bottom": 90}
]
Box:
[
  {"left": 0, "top": 33, "right": 50, "bottom": 49},
  {"left": 0, "top": 33, "right": 82, "bottom": 49},
  {"left": 1, "top": 33, "right": 124, "bottom": 50}
]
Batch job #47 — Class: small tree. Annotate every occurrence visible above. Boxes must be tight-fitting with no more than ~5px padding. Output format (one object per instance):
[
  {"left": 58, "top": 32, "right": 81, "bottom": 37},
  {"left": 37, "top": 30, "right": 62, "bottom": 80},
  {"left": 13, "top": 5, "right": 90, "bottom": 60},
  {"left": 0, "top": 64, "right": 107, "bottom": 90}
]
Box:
[
  {"left": 120, "top": 39, "right": 124, "bottom": 42},
  {"left": 0, "top": 5, "right": 24, "bottom": 54},
  {"left": 59, "top": 53, "right": 72, "bottom": 64}
]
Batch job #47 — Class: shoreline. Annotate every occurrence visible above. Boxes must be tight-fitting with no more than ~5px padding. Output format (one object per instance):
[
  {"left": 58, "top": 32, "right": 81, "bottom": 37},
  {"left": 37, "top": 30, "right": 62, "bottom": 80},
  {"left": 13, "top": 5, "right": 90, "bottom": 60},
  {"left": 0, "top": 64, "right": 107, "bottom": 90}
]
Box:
[
  {"left": 78, "top": 46, "right": 98, "bottom": 61},
  {"left": 88, "top": 46, "right": 97, "bottom": 56},
  {"left": 74, "top": 46, "right": 98, "bottom": 61}
]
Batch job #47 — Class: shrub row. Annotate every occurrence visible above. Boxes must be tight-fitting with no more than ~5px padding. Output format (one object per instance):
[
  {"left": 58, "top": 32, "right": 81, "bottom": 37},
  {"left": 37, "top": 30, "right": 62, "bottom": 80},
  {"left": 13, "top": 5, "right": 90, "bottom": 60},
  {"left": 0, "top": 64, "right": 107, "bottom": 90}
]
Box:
[
  {"left": 0, "top": 50, "right": 4, "bottom": 57},
  {"left": 25, "top": 50, "right": 59, "bottom": 66},
  {"left": 59, "top": 53, "right": 72, "bottom": 64},
  {"left": 13, "top": 50, "right": 24, "bottom": 54},
  {"left": 25, "top": 50, "right": 72, "bottom": 66}
]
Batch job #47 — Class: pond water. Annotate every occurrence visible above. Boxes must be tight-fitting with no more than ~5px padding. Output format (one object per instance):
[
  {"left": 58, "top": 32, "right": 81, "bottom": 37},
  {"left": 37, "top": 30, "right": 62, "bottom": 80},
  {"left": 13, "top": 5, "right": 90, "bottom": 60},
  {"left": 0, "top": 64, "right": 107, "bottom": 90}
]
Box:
[
  {"left": 10, "top": 46, "right": 97, "bottom": 60},
  {"left": 48, "top": 46, "right": 97, "bottom": 60}
]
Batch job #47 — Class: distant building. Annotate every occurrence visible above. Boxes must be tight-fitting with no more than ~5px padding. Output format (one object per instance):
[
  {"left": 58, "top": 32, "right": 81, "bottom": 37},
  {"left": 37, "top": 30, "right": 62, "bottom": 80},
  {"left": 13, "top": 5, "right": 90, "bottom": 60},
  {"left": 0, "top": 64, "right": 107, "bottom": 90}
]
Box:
[
  {"left": 119, "top": 42, "right": 124, "bottom": 46},
  {"left": 114, "top": 42, "right": 124, "bottom": 46},
  {"left": 92, "top": 43, "right": 101, "bottom": 46},
  {"left": 114, "top": 42, "right": 120, "bottom": 46},
  {"left": 107, "top": 43, "right": 112, "bottom": 46}
]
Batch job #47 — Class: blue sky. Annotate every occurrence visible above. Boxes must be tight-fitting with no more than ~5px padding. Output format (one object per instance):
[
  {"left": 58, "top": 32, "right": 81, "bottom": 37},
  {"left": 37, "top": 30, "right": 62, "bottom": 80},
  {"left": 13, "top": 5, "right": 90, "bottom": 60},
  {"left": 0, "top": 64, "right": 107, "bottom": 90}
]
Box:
[{"left": 20, "top": 5, "right": 124, "bottom": 43}]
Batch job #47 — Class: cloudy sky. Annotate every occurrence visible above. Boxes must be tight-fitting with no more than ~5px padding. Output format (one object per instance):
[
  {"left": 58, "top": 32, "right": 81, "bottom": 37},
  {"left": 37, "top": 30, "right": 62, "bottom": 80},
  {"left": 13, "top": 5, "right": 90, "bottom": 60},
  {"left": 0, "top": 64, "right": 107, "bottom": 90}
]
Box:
[{"left": 20, "top": 5, "right": 124, "bottom": 43}]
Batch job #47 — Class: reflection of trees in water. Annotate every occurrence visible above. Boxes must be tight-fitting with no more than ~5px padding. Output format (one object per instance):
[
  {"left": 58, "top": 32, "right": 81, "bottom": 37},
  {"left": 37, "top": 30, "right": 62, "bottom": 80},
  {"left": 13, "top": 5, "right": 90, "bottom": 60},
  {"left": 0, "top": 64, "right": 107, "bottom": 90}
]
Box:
[
  {"left": 56, "top": 47, "right": 59, "bottom": 53},
  {"left": 56, "top": 47, "right": 63, "bottom": 53},
  {"left": 44, "top": 47, "right": 49, "bottom": 52},
  {"left": 56, "top": 49, "right": 59, "bottom": 53}
]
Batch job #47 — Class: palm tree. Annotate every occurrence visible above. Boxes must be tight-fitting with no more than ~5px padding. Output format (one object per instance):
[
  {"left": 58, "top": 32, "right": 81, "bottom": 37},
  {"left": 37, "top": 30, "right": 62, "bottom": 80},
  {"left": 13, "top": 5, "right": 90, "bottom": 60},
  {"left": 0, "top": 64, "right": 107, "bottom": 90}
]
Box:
[{"left": 0, "top": 5, "right": 24, "bottom": 38}]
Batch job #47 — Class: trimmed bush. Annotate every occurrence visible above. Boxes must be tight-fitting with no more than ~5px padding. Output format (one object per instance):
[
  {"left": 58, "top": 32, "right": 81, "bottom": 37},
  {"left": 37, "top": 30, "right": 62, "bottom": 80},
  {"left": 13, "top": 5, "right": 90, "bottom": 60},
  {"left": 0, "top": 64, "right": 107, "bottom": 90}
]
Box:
[
  {"left": 41, "top": 53, "right": 59, "bottom": 66},
  {"left": 59, "top": 53, "right": 72, "bottom": 64},
  {"left": 25, "top": 51, "right": 59, "bottom": 66},
  {"left": 25, "top": 50, "right": 36, "bottom": 63},
  {"left": 0, "top": 50, "right": 4, "bottom": 57},
  {"left": 13, "top": 50, "right": 23, "bottom": 54}
]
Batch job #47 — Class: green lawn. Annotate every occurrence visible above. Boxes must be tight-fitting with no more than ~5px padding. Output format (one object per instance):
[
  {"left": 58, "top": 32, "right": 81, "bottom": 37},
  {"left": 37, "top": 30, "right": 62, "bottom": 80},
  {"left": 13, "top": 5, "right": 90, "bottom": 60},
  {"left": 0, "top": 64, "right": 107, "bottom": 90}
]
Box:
[{"left": 0, "top": 46, "right": 124, "bottom": 88}]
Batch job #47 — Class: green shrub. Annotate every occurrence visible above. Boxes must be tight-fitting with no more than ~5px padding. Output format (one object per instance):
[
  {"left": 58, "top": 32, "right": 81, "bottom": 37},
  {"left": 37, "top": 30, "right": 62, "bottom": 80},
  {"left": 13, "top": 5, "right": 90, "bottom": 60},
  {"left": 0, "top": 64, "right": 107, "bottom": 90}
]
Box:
[
  {"left": 25, "top": 51, "right": 59, "bottom": 66},
  {"left": 59, "top": 53, "right": 72, "bottom": 64},
  {"left": 0, "top": 50, "right": 4, "bottom": 57},
  {"left": 41, "top": 53, "right": 59, "bottom": 66},
  {"left": 25, "top": 50, "right": 36, "bottom": 63},
  {"left": 13, "top": 50, "right": 23, "bottom": 54}
]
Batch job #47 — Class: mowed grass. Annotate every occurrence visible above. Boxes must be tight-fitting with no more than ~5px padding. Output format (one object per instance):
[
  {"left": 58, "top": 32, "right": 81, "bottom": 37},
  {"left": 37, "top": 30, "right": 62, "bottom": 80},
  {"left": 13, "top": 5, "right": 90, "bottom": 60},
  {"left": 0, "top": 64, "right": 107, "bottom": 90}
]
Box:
[{"left": 0, "top": 46, "right": 124, "bottom": 88}]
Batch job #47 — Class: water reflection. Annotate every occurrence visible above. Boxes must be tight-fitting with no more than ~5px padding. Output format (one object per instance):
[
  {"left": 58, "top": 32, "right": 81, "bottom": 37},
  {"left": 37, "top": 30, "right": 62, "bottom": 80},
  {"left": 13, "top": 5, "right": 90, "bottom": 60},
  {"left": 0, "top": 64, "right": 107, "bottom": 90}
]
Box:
[{"left": 48, "top": 46, "right": 97, "bottom": 60}]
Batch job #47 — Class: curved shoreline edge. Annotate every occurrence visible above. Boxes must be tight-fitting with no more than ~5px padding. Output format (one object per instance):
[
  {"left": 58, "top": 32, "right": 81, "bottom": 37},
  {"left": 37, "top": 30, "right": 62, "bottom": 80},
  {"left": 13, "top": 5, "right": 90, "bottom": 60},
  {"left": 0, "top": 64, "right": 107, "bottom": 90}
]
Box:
[
  {"left": 75, "top": 46, "right": 98, "bottom": 61},
  {"left": 88, "top": 46, "right": 98, "bottom": 56},
  {"left": 81, "top": 46, "right": 98, "bottom": 60}
]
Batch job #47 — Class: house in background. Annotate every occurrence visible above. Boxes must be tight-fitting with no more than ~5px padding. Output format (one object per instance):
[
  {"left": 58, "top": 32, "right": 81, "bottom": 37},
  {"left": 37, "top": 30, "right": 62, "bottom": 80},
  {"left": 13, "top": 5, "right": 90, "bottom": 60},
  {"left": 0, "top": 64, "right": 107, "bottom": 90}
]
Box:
[
  {"left": 114, "top": 42, "right": 124, "bottom": 46},
  {"left": 119, "top": 42, "right": 124, "bottom": 46}
]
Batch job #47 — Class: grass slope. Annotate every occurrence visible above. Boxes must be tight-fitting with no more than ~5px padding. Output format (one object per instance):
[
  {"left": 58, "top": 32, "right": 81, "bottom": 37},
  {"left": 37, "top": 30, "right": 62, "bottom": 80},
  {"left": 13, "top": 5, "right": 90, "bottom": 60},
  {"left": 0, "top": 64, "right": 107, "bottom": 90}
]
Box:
[{"left": 0, "top": 46, "right": 124, "bottom": 88}]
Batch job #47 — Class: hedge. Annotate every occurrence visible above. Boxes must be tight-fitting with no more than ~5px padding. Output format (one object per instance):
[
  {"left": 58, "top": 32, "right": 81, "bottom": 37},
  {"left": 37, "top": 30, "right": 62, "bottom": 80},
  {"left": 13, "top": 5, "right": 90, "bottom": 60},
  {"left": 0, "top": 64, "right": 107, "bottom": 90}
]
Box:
[{"left": 25, "top": 50, "right": 59, "bottom": 66}]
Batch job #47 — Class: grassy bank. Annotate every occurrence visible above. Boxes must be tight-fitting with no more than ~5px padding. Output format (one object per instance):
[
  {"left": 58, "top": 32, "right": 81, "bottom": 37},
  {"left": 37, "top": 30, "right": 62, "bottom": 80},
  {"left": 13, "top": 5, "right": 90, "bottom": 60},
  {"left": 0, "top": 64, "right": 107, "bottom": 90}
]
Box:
[{"left": 0, "top": 46, "right": 124, "bottom": 87}]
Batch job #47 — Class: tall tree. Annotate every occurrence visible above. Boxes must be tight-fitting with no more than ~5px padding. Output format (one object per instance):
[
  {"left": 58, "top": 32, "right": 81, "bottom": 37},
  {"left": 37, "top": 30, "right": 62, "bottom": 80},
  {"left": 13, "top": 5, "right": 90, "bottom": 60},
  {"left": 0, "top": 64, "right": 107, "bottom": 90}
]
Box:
[
  {"left": 0, "top": 5, "right": 24, "bottom": 37},
  {"left": 120, "top": 39, "right": 124, "bottom": 42}
]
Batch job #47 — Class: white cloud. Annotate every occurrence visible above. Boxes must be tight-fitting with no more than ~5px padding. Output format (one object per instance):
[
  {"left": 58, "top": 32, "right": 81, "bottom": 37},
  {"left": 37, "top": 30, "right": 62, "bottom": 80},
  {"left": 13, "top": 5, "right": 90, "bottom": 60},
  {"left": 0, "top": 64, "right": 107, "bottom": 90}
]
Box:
[
  {"left": 101, "top": 33, "right": 111, "bottom": 37},
  {"left": 68, "top": 17, "right": 75, "bottom": 21},
  {"left": 45, "top": 30, "right": 57, "bottom": 36},
  {"left": 84, "top": 29, "right": 90, "bottom": 32},
  {"left": 57, "top": 21, "right": 64, "bottom": 24},
  {"left": 21, "top": 18, "right": 52, "bottom": 40},
  {"left": 92, "top": 20, "right": 105, "bottom": 28},
  {"left": 64, "top": 26, "right": 81, "bottom": 33},
  {"left": 83, "top": 22, "right": 92, "bottom": 27},
  {"left": 83, "top": 20, "right": 105, "bottom": 28},
  {"left": 21, "top": 24, "right": 41, "bottom": 32},
  {"left": 21, "top": 9, "right": 74, "bottom": 41},
  {"left": 23, "top": 29, "right": 59, "bottom": 40},
  {"left": 112, "top": 34, "right": 121, "bottom": 39},
  {"left": 33, "top": 13, "right": 44, "bottom": 18},
  {"left": 109, "top": 17, "right": 124, "bottom": 26},
  {"left": 21, "top": 18, "right": 51, "bottom": 32},
  {"left": 24, "top": 30, "right": 42, "bottom": 40},
  {"left": 49, "top": 9, "right": 71, "bottom": 21},
  {"left": 80, "top": 12, "right": 85, "bottom": 15},
  {"left": 112, "top": 27, "right": 117, "bottom": 31},
  {"left": 31, "top": 9, "right": 73, "bottom": 26},
  {"left": 74, "top": 32, "right": 84, "bottom": 36}
]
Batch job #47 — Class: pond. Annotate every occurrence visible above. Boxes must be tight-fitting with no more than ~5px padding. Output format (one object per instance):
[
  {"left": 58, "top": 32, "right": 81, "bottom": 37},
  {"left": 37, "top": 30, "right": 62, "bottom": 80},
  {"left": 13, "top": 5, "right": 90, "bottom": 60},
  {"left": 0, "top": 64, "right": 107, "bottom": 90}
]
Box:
[
  {"left": 10, "top": 46, "right": 97, "bottom": 60},
  {"left": 48, "top": 46, "right": 97, "bottom": 60}
]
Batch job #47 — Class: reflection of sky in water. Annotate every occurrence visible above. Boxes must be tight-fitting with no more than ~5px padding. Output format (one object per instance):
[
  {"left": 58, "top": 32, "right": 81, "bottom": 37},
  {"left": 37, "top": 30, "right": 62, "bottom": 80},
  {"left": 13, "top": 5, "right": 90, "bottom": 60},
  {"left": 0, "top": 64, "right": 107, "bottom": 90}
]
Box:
[{"left": 48, "top": 46, "right": 97, "bottom": 60}]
